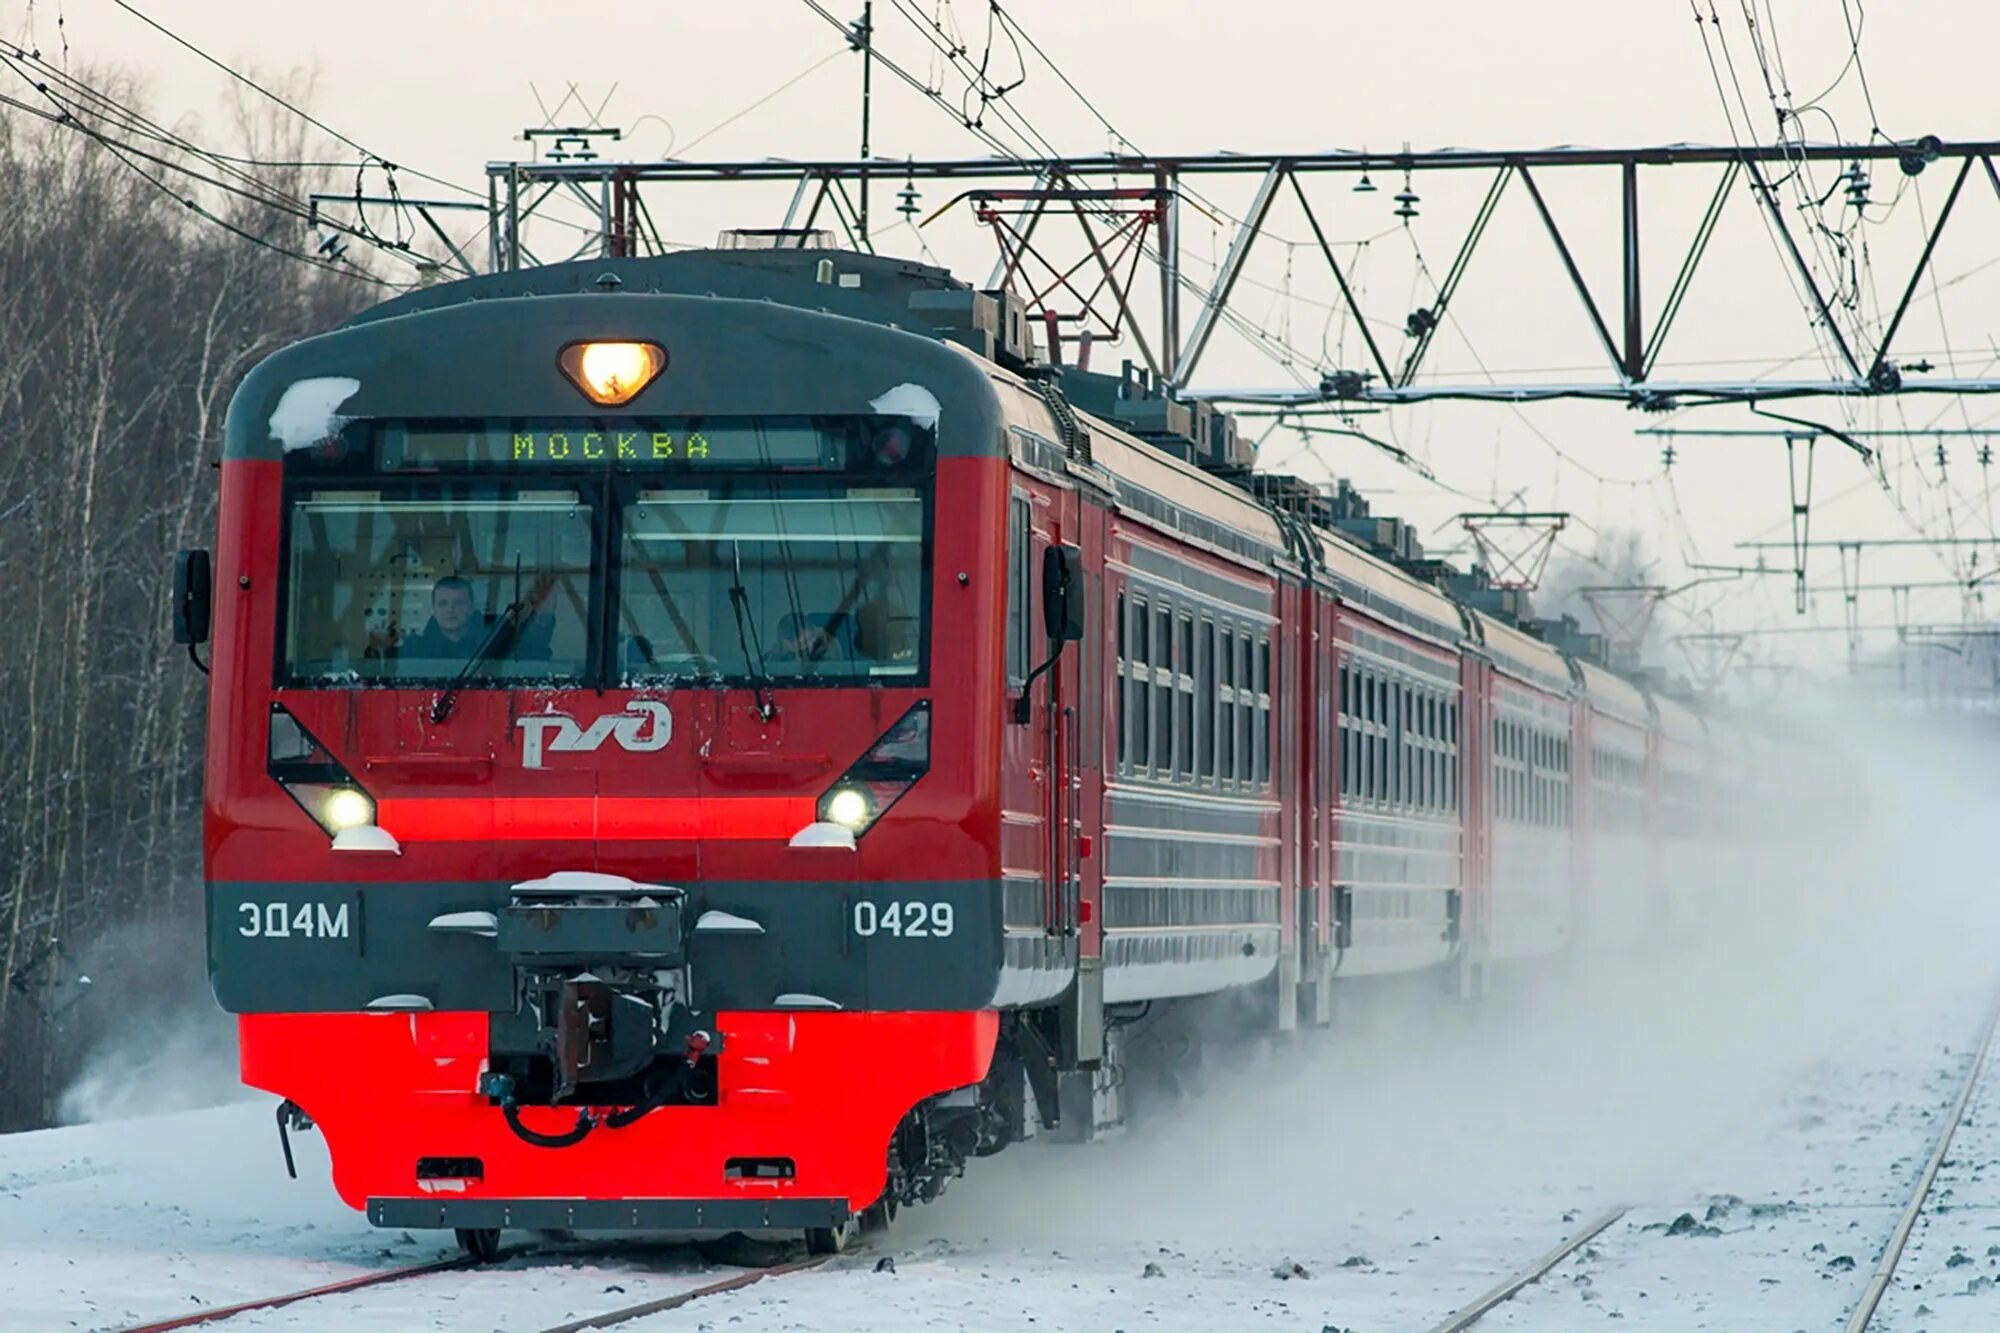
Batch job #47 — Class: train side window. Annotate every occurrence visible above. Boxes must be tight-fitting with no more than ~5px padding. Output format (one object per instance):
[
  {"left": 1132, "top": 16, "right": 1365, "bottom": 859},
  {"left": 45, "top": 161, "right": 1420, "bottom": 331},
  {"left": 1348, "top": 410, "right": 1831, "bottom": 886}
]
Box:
[
  {"left": 1176, "top": 613, "right": 1195, "bottom": 783},
  {"left": 1114, "top": 591, "right": 1127, "bottom": 774},
  {"left": 1198, "top": 620, "right": 1216, "bottom": 782},
  {"left": 1382, "top": 678, "right": 1396, "bottom": 808},
  {"left": 1360, "top": 675, "right": 1373, "bottom": 804},
  {"left": 1543, "top": 731, "right": 1554, "bottom": 826},
  {"left": 1217, "top": 628, "right": 1236, "bottom": 783},
  {"left": 1006, "top": 494, "right": 1032, "bottom": 686},
  {"left": 1529, "top": 729, "right": 1540, "bottom": 825},
  {"left": 1403, "top": 683, "right": 1417, "bottom": 809},
  {"left": 1385, "top": 679, "right": 1399, "bottom": 809},
  {"left": 1403, "top": 684, "right": 1416, "bottom": 809},
  {"left": 1421, "top": 694, "right": 1435, "bottom": 812},
  {"left": 1504, "top": 720, "right": 1520, "bottom": 816},
  {"left": 1444, "top": 700, "right": 1457, "bottom": 814},
  {"left": 1131, "top": 596, "right": 1151, "bottom": 772},
  {"left": 1410, "top": 692, "right": 1424, "bottom": 813},
  {"left": 1232, "top": 632, "right": 1248, "bottom": 788},
  {"left": 1152, "top": 605, "right": 1173, "bottom": 780},
  {"left": 1374, "top": 671, "right": 1388, "bottom": 806},
  {"left": 1254, "top": 636, "right": 1271, "bottom": 788},
  {"left": 1373, "top": 669, "right": 1387, "bottom": 805},
  {"left": 1336, "top": 662, "right": 1350, "bottom": 800},
  {"left": 1433, "top": 698, "right": 1442, "bottom": 814}
]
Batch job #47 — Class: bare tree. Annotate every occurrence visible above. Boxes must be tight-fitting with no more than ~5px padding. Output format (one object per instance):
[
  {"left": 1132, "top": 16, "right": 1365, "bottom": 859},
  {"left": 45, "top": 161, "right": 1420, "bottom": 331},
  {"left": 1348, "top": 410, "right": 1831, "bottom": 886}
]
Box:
[{"left": 0, "top": 75, "right": 371, "bottom": 1127}]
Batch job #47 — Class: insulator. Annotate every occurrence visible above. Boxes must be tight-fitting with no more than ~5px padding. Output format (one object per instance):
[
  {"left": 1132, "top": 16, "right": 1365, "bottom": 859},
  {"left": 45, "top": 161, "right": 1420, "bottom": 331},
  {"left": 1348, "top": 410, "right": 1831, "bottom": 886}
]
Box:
[
  {"left": 1393, "top": 188, "right": 1419, "bottom": 221},
  {"left": 1843, "top": 162, "right": 1870, "bottom": 209},
  {"left": 897, "top": 180, "right": 920, "bottom": 219},
  {"left": 1353, "top": 173, "right": 1377, "bottom": 194}
]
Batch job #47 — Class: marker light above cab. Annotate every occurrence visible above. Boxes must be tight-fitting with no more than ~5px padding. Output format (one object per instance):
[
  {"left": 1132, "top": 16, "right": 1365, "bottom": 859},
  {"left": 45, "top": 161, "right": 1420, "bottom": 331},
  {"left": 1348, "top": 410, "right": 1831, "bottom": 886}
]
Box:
[{"left": 558, "top": 341, "right": 666, "bottom": 406}]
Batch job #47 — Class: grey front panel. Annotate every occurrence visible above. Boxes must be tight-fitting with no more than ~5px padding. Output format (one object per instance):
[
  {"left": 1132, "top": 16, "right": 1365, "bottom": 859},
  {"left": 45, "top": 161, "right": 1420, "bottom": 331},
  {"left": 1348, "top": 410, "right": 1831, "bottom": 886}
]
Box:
[{"left": 208, "top": 879, "right": 1002, "bottom": 1014}]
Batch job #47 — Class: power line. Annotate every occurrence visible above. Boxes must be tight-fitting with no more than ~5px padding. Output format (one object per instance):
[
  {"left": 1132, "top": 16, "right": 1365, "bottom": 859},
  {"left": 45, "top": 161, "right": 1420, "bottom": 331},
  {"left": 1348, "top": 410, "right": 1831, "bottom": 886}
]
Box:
[
  {"left": 0, "top": 44, "right": 423, "bottom": 283},
  {"left": 0, "top": 78, "right": 394, "bottom": 285},
  {"left": 675, "top": 47, "right": 846, "bottom": 157},
  {"left": 106, "top": 0, "right": 466, "bottom": 201}
]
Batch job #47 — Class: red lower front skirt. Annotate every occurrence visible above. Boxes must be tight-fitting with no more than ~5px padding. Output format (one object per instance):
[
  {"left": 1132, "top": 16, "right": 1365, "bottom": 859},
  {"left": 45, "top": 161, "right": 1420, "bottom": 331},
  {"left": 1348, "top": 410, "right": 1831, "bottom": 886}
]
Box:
[{"left": 240, "top": 1009, "right": 999, "bottom": 1216}]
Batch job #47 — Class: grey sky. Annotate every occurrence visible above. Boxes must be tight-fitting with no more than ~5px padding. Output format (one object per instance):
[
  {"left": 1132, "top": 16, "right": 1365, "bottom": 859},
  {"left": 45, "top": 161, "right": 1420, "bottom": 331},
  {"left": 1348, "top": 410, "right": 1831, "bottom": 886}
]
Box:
[{"left": 11, "top": 0, "right": 2000, "bottom": 676}]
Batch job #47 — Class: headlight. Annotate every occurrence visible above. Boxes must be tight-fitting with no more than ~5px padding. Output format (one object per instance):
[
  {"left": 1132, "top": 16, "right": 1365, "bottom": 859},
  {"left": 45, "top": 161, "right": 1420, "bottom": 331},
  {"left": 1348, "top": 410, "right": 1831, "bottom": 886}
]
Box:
[
  {"left": 823, "top": 786, "right": 873, "bottom": 829},
  {"left": 558, "top": 340, "right": 666, "bottom": 406},
  {"left": 323, "top": 788, "right": 375, "bottom": 831},
  {"left": 815, "top": 702, "right": 931, "bottom": 839},
  {"left": 269, "top": 705, "right": 380, "bottom": 839}
]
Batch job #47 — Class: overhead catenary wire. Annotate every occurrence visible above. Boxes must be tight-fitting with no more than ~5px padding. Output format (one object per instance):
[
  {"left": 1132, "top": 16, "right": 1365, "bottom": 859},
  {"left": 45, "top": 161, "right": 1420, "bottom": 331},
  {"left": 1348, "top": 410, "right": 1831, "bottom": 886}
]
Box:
[{"left": 0, "top": 52, "right": 403, "bottom": 285}]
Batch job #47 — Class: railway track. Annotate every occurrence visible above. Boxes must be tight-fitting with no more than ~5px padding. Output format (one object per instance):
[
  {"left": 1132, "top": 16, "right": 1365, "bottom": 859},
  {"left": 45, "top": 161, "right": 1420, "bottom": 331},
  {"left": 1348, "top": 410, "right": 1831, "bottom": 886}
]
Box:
[
  {"left": 1420, "top": 979, "right": 2000, "bottom": 1331},
  {"left": 1422, "top": 1205, "right": 1629, "bottom": 1332},
  {"left": 1842, "top": 981, "right": 2000, "bottom": 1332},
  {"left": 115, "top": 1235, "right": 859, "bottom": 1333},
  {"left": 116, "top": 1250, "right": 486, "bottom": 1332},
  {"left": 533, "top": 1251, "right": 847, "bottom": 1333}
]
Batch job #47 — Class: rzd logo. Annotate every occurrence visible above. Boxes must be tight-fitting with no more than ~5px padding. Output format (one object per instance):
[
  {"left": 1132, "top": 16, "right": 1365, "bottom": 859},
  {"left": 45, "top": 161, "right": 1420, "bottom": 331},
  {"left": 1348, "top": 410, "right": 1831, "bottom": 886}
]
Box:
[{"left": 518, "top": 701, "right": 673, "bottom": 769}]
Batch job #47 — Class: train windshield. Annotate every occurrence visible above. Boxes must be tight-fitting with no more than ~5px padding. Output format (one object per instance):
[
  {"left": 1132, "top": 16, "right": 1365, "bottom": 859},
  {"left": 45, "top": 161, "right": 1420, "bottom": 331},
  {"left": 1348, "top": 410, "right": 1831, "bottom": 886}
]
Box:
[
  {"left": 618, "top": 480, "right": 926, "bottom": 684},
  {"left": 282, "top": 484, "right": 597, "bottom": 686},
  {"left": 277, "top": 414, "right": 932, "bottom": 689}
]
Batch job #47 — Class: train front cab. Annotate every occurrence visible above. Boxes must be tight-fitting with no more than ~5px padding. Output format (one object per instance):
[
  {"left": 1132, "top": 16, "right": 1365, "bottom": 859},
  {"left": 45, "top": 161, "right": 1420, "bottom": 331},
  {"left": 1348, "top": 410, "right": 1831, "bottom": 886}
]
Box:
[{"left": 194, "top": 281, "right": 1052, "bottom": 1243}]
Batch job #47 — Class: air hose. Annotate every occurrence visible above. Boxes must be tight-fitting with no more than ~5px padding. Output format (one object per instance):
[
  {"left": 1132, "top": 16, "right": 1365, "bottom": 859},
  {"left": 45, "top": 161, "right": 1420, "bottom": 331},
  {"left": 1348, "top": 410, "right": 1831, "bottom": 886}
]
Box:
[{"left": 502, "top": 1102, "right": 597, "bottom": 1149}]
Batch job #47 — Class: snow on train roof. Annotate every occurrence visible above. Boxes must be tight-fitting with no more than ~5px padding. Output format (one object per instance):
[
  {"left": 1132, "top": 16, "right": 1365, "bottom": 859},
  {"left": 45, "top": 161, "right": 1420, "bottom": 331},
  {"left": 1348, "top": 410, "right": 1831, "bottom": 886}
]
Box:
[
  {"left": 1471, "top": 610, "right": 1573, "bottom": 696},
  {"left": 1574, "top": 658, "right": 1649, "bottom": 725}
]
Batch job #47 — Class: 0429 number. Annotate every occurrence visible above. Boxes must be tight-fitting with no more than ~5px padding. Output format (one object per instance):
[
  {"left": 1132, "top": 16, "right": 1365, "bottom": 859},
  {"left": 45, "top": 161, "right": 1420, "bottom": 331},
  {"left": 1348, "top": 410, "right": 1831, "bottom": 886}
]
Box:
[{"left": 852, "top": 900, "right": 954, "bottom": 939}]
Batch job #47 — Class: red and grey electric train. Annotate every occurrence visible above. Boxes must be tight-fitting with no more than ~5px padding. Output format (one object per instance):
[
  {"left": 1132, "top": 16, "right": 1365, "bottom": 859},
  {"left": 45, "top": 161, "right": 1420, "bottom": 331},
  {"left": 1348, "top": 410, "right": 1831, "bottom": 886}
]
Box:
[{"left": 179, "top": 245, "right": 1713, "bottom": 1257}]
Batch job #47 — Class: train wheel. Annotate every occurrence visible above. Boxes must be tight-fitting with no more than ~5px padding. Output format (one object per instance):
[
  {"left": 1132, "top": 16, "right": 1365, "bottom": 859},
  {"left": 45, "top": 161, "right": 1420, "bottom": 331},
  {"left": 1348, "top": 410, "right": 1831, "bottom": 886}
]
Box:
[
  {"left": 858, "top": 1194, "right": 898, "bottom": 1233},
  {"left": 804, "top": 1216, "right": 857, "bottom": 1255},
  {"left": 455, "top": 1227, "right": 503, "bottom": 1263}
]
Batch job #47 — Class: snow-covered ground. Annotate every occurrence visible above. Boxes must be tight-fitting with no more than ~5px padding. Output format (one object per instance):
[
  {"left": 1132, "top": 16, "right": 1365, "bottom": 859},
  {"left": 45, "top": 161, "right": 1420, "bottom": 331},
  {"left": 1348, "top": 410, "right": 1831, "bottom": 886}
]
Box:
[
  {"left": 6, "top": 723, "right": 1997, "bottom": 1331},
  {"left": 7, "top": 943, "right": 1994, "bottom": 1332}
]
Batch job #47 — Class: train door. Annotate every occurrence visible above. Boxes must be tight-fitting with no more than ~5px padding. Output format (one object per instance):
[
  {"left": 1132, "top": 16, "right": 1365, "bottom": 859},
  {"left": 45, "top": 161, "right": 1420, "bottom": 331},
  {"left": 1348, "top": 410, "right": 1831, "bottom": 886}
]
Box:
[
  {"left": 1460, "top": 653, "right": 1495, "bottom": 996},
  {"left": 1006, "top": 471, "right": 1107, "bottom": 1103},
  {"left": 1298, "top": 585, "right": 1336, "bottom": 1027},
  {"left": 1569, "top": 702, "right": 1594, "bottom": 952},
  {"left": 1045, "top": 483, "right": 1105, "bottom": 1073},
  {"left": 1002, "top": 477, "right": 1101, "bottom": 984}
]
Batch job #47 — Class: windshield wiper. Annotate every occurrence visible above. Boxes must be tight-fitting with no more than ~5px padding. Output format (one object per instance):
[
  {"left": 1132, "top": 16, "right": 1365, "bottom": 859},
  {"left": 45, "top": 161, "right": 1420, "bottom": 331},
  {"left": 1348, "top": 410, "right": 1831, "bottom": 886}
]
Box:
[
  {"left": 725, "top": 540, "right": 777, "bottom": 721},
  {"left": 432, "top": 577, "right": 534, "bottom": 723}
]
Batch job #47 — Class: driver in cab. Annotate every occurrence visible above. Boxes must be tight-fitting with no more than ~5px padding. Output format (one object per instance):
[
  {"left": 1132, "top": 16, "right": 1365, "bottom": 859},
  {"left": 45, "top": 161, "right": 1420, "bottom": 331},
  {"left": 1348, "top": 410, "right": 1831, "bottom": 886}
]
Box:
[{"left": 400, "top": 574, "right": 558, "bottom": 669}]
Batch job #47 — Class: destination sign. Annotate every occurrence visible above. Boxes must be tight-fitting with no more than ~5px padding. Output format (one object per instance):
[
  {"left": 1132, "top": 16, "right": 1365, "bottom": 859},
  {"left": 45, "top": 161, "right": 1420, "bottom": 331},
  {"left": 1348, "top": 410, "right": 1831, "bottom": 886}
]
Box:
[{"left": 378, "top": 418, "right": 841, "bottom": 470}]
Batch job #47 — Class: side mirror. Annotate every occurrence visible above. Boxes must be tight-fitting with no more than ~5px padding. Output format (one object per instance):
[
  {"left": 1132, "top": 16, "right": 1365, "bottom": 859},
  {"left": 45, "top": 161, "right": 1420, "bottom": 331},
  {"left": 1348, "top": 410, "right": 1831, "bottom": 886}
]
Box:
[
  {"left": 1041, "top": 544, "right": 1085, "bottom": 643},
  {"left": 172, "top": 548, "right": 212, "bottom": 646}
]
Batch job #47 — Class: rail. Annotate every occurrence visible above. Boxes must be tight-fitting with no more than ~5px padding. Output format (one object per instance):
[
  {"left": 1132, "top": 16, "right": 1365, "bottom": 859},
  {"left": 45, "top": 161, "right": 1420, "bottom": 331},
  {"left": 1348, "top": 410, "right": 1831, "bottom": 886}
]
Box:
[
  {"left": 1425, "top": 1205, "right": 1629, "bottom": 1332},
  {"left": 1843, "top": 982, "right": 2000, "bottom": 1331}
]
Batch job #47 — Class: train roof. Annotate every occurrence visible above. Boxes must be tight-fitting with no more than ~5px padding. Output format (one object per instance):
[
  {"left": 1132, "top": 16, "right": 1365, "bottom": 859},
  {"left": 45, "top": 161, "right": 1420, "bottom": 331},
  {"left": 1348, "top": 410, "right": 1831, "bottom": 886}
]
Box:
[
  {"left": 991, "top": 370, "right": 1467, "bottom": 648},
  {"left": 344, "top": 249, "right": 971, "bottom": 338},
  {"left": 1575, "top": 658, "right": 1650, "bottom": 726},
  {"left": 1653, "top": 691, "right": 1708, "bottom": 745},
  {"left": 1471, "top": 609, "right": 1573, "bottom": 697}
]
